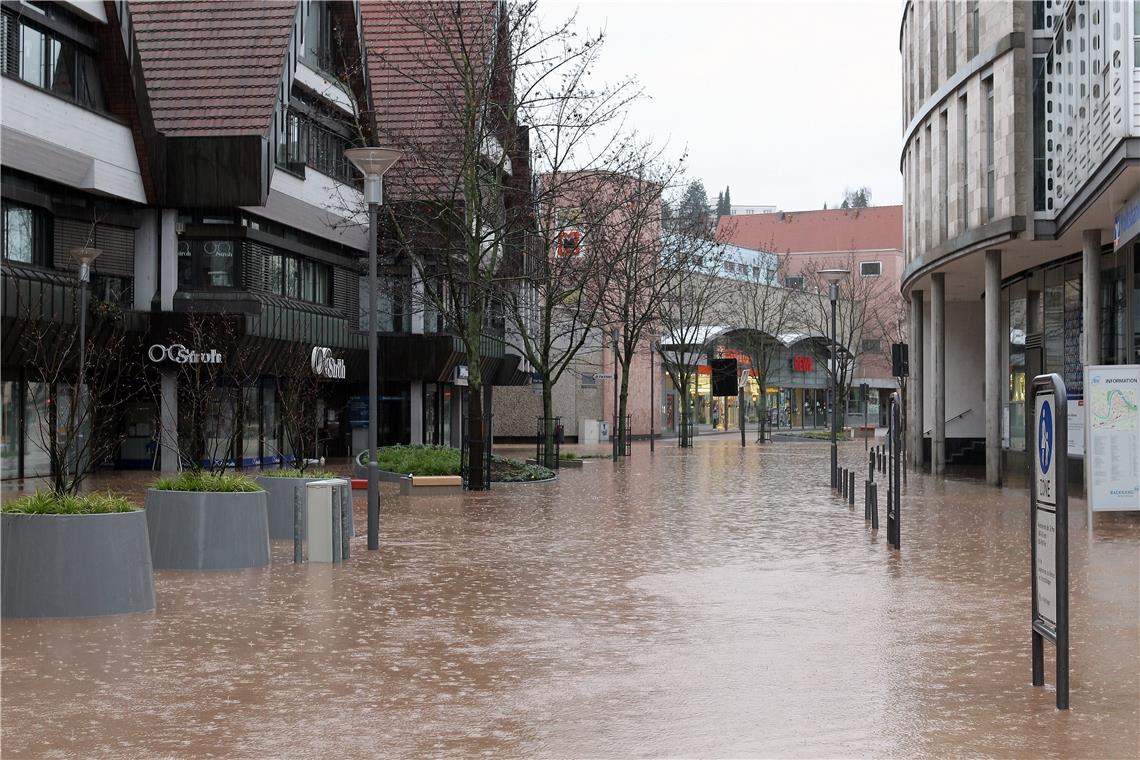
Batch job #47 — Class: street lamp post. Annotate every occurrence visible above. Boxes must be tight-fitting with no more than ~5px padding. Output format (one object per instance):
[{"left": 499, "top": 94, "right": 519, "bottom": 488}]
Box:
[
  {"left": 819, "top": 268, "right": 849, "bottom": 489},
  {"left": 71, "top": 246, "right": 101, "bottom": 481},
  {"left": 345, "top": 148, "right": 402, "bottom": 551}
]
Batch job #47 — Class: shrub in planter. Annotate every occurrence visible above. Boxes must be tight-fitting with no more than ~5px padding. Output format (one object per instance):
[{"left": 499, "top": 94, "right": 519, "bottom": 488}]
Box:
[
  {"left": 145, "top": 473, "right": 269, "bottom": 570},
  {"left": 254, "top": 468, "right": 352, "bottom": 540},
  {"left": 1, "top": 492, "right": 155, "bottom": 618}
]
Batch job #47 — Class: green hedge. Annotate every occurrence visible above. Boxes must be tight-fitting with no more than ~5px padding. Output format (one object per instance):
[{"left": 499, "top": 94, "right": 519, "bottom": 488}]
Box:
[
  {"left": 2, "top": 491, "right": 137, "bottom": 514},
  {"left": 361, "top": 445, "right": 554, "bottom": 482},
  {"left": 151, "top": 472, "right": 264, "bottom": 493},
  {"left": 256, "top": 468, "right": 338, "bottom": 479}
]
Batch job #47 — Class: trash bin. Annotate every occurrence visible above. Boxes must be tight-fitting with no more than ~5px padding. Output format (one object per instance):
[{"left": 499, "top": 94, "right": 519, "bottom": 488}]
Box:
[{"left": 305, "top": 478, "right": 348, "bottom": 563}]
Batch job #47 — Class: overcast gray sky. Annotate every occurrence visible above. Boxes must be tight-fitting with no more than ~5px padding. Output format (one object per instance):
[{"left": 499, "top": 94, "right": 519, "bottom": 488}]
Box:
[{"left": 547, "top": 0, "right": 904, "bottom": 212}]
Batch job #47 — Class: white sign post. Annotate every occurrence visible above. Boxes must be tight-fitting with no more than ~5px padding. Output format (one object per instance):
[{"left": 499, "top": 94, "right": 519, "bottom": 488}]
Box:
[{"left": 1030, "top": 373, "right": 1069, "bottom": 711}]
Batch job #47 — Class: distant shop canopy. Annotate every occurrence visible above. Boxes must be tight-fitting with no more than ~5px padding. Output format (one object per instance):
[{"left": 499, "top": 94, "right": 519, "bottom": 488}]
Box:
[{"left": 658, "top": 325, "right": 852, "bottom": 365}]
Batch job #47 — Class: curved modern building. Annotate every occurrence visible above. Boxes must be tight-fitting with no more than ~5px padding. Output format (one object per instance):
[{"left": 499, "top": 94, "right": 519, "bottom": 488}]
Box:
[{"left": 901, "top": 0, "right": 1139, "bottom": 486}]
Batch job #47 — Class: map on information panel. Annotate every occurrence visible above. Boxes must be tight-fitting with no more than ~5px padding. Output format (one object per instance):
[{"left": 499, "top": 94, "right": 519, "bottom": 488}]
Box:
[{"left": 1090, "top": 388, "right": 1138, "bottom": 431}]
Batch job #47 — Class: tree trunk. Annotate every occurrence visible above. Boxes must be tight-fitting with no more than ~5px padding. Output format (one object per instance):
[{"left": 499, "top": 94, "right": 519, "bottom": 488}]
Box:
[
  {"left": 467, "top": 381, "right": 486, "bottom": 490},
  {"left": 541, "top": 382, "right": 556, "bottom": 469},
  {"left": 617, "top": 357, "right": 632, "bottom": 456},
  {"left": 757, "top": 378, "right": 768, "bottom": 444}
]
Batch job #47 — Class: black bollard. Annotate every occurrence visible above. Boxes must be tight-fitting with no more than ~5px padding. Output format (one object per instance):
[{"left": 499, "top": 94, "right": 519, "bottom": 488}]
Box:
[
  {"left": 868, "top": 449, "right": 875, "bottom": 484},
  {"left": 864, "top": 480, "right": 871, "bottom": 520},
  {"left": 841, "top": 468, "right": 848, "bottom": 499},
  {"left": 870, "top": 483, "right": 879, "bottom": 530},
  {"left": 848, "top": 471, "right": 855, "bottom": 506}
]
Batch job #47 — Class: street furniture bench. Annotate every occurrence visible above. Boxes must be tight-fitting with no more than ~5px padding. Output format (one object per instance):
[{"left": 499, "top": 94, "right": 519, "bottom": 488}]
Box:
[{"left": 399, "top": 474, "right": 464, "bottom": 496}]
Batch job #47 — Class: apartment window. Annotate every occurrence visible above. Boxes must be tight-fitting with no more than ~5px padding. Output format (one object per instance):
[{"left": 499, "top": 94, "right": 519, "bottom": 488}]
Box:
[
  {"left": 785, "top": 275, "right": 804, "bottom": 289},
  {"left": 860, "top": 261, "right": 882, "bottom": 277},
  {"left": 958, "top": 95, "right": 969, "bottom": 228},
  {"left": 1, "top": 202, "right": 51, "bottom": 266},
  {"left": 861, "top": 338, "right": 882, "bottom": 353},
  {"left": 967, "top": 1, "right": 980, "bottom": 59},
  {"left": 930, "top": 0, "right": 939, "bottom": 90},
  {"left": 1033, "top": 57, "right": 1047, "bottom": 211},
  {"left": 984, "top": 77, "right": 995, "bottom": 220},
  {"left": 302, "top": 0, "right": 333, "bottom": 71},
  {"left": 1, "top": 9, "right": 103, "bottom": 110},
  {"left": 177, "top": 239, "right": 236, "bottom": 289},
  {"left": 1134, "top": 2, "right": 1140, "bottom": 65},
  {"left": 275, "top": 108, "right": 355, "bottom": 184},
  {"left": 946, "top": 2, "right": 958, "bottom": 77},
  {"left": 939, "top": 111, "right": 949, "bottom": 241},
  {"left": 924, "top": 126, "right": 933, "bottom": 246},
  {"left": 265, "top": 251, "right": 331, "bottom": 305}
]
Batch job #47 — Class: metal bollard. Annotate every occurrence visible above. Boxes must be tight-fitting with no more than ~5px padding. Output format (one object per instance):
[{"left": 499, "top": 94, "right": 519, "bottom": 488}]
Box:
[
  {"left": 868, "top": 449, "right": 875, "bottom": 484},
  {"left": 870, "top": 482, "right": 879, "bottom": 530},
  {"left": 841, "top": 468, "right": 848, "bottom": 499},
  {"left": 293, "top": 484, "right": 304, "bottom": 564},
  {"left": 340, "top": 484, "right": 351, "bottom": 561},
  {"left": 848, "top": 471, "right": 855, "bottom": 506},
  {"left": 864, "top": 480, "right": 871, "bottom": 520}
]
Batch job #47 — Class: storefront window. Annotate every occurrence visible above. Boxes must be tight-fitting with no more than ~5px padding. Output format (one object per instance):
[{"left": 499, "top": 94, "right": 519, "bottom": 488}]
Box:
[
  {"left": 1043, "top": 266, "right": 1064, "bottom": 377},
  {"left": 1063, "top": 262, "right": 1082, "bottom": 394},
  {"left": 2, "top": 380, "right": 18, "bottom": 478},
  {"left": 242, "top": 386, "right": 260, "bottom": 465},
  {"left": 1008, "top": 280, "right": 1027, "bottom": 451},
  {"left": 1133, "top": 246, "right": 1140, "bottom": 363},
  {"left": 1102, "top": 249, "right": 1129, "bottom": 364},
  {"left": 262, "top": 379, "right": 279, "bottom": 465},
  {"left": 23, "top": 381, "right": 51, "bottom": 477}
]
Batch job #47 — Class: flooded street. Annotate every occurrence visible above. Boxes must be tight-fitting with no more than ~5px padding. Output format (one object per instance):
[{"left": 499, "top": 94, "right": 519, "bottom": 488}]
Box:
[{"left": 3, "top": 437, "right": 1138, "bottom": 758}]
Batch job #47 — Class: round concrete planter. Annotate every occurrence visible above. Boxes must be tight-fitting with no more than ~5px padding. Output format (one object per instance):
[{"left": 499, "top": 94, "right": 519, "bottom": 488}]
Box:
[
  {"left": 145, "top": 489, "right": 270, "bottom": 570},
  {"left": 1, "top": 510, "right": 155, "bottom": 618},
  {"left": 255, "top": 476, "right": 355, "bottom": 540}
]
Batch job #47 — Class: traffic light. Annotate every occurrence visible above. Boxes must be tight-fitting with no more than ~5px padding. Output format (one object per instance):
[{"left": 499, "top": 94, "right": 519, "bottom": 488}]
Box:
[{"left": 891, "top": 343, "right": 909, "bottom": 377}]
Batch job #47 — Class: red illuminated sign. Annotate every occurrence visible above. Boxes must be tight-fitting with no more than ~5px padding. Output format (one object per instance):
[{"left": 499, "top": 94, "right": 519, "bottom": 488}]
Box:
[
  {"left": 556, "top": 230, "right": 582, "bottom": 256},
  {"left": 792, "top": 356, "right": 813, "bottom": 372}
]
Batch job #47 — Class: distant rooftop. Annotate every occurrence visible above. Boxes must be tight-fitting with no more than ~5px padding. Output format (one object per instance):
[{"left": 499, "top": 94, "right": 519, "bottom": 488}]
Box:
[{"left": 717, "top": 205, "right": 903, "bottom": 253}]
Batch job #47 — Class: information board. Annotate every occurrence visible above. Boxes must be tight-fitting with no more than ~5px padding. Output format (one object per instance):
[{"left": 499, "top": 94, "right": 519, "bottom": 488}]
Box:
[{"left": 1083, "top": 364, "right": 1140, "bottom": 515}]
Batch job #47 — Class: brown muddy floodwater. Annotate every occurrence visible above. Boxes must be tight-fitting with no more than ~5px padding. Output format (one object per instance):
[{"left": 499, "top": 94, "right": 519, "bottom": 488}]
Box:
[{"left": 2, "top": 437, "right": 1138, "bottom": 758}]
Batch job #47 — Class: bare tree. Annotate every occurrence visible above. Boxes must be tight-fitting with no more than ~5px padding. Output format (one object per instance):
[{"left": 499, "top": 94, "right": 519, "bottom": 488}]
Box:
[
  {"left": 274, "top": 344, "right": 324, "bottom": 474},
  {"left": 369, "top": 1, "right": 639, "bottom": 486},
  {"left": 653, "top": 232, "right": 729, "bottom": 448},
  {"left": 20, "top": 298, "right": 143, "bottom": 495},
  {"left": 721, "top": 253, "right": 799, "bottom": 442},
  {"left": 157, "top": 311, "right": 261, "bottom": 475},
  {"left": 798, "top": 251, "right": 894, "bottom": 425}
]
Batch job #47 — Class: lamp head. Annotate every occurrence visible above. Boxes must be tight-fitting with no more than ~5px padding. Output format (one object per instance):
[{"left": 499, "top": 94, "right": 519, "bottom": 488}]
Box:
[
  {"left": 70, "top": 247, "right": 102, "bottom": 283},
  {"left": 345, "top": 148, "right": 402, "bottom": 205},
  {"left": 818, "top": 268, "right": 849, "bottom": 285}
]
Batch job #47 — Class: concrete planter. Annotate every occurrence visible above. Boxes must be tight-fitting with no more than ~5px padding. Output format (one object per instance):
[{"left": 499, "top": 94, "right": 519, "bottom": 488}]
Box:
[
  {"left": 1, "top": 511, "right": 155, "bottom": 618},
  {"left": 353, "top": 452, "right": 405, "bottom": 483},
  {"left": 145, "top": 489, "right": 270, "bottom": 570}
]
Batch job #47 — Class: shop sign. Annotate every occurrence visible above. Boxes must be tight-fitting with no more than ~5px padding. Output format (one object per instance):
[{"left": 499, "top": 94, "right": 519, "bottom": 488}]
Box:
[
  {"left": 792, "top": 356, "right": 813, "bottom": 372},
  {"left": 310, "top": 346, "right": 346, "bottom": 379},
  {"left": 147, "top": 344, "right": 222, "bottom": 365},
  {"left": 454, "top": 365, "right": 469, "bottom": 387},
  {"left": 1114, "top": 194, "right": 1140, "bottom": 249}
]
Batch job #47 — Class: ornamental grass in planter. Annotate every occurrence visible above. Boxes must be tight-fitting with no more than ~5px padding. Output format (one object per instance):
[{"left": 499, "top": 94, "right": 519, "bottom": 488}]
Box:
[
  {"left": 254, "top": 468, "right": 350, "bottom": 540},
  {"left": 1, "top": 492, "right": 155, "bottom": 618},
  {"left": 145, "top": 472, "right": 270, "bottom": 570},
  {"left": 357, "top": 445, "right": 555, "bottom": 483}
]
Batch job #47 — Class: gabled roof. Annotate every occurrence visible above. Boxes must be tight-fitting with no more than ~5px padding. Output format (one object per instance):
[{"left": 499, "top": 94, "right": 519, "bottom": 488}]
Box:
[
  {"left": 361, "top": 0, "right": 498, "bottom": 198},
  {"left": 130, "top": 0, "right": 297, "bottom": 137},
  {"left": 716, "top": 206, "right": 904, "bottom": 254}
]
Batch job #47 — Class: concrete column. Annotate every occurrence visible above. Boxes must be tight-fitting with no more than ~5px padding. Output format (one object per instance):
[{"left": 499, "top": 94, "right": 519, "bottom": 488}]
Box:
[
  {"left": 159, "top": 210, "right": 178, "bottom": 311},
  {"left": 1082, "top": 229, "right": 1102, "bottom": 366},
  {"left": 133, "top": 209, "right": 159, "bottom": 311},
  {"left": 910, "top": 291, "right": 924, "bottom": 468},
  {"left": 985, "top": 250, "right": 1002, "bottom": 485},
  {"left": 159, "top": 370, "right": 178, "bottom": 472},
  {"left": 931, "top": 272, "right": 946, "bottom": 476},
  {"left": 409, "top": 381, "right": 423, "bottom": 445}
]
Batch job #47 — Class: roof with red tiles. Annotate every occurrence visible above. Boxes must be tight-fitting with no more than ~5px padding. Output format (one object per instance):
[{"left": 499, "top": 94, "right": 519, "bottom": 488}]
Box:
[
  {"left": 130, "top": 0, "right": 297, "bottom": 137},
  {"left": 716, "top": 206, "right": 903, "bottom": 254},
  {"left": 361, "top": 0, "right": 498, "bottom": 198}
]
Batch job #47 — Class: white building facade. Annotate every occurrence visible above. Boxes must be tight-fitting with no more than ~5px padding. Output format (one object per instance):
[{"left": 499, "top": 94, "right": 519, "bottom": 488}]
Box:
[{"left": 901, "top": 0, "right": 1140, "bottom": 487}]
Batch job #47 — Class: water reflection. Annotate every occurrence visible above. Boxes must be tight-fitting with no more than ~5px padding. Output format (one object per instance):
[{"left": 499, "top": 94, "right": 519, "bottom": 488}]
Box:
[{"left": 2, "top": 439, "right": 1137, "bottom": 758}]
